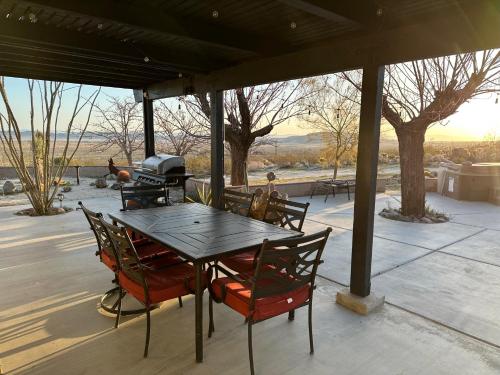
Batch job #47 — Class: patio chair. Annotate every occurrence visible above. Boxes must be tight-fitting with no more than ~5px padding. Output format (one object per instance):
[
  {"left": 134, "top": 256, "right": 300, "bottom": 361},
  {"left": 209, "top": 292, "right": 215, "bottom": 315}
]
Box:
[
  {"left": 224, "top": 189, "right": 255, "bottom": 217},
  {"left": 218, "top": 197, "right": 310, "bottom": 276},
  {"left": 207, "top": 228, "right": 332, "bottom": 375},
  {"left": 120, "top": 184, "right": 171, "bottom": 241},
  {"left": 120, "top": 183, "right": 170, "bottom": 211},
  {"left": 310, "top": 178, "right": 355, "bottom": 202},
  {"left": 78, "top": 202, "right": 184, "bottom": 315},
  {"left": 100, "top": 217, "right": 208, "bottom": 358}
]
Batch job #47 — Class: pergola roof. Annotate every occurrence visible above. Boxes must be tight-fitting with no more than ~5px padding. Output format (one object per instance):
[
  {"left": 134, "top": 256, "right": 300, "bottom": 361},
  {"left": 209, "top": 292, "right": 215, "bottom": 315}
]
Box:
[{"left": 0, "top": 0, "right": 499, "bottom": 95}]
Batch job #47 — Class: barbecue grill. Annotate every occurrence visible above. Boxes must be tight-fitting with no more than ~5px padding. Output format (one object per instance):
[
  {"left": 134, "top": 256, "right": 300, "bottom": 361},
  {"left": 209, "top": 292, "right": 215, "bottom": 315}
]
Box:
[{"left": 132, "top": 154, "right": 194, "bottom": 201}]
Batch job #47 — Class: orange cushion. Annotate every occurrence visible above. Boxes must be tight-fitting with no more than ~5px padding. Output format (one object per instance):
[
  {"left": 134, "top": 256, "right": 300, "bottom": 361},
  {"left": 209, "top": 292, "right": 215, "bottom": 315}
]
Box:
[
  {"left": 119, "top": 263, "right": 206, "bottom": 304},
  {"left": 212, "top": 275, "right": 311, "bottom": 321},
  {"left": 99, "top": 241, "right": 178, "bottom": 271},
  {"left": 135, "top": 241, "right": 175, "bottom": 259},
  {"left": 101, "top": 250, "right": 116, "bottom": 271},
  {"left": 219, "top": 249, "right": 259, "bottom": 273}
]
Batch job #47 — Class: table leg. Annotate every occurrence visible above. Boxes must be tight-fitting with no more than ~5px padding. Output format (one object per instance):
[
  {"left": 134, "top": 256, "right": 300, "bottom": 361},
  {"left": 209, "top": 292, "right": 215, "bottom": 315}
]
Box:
[{"left": 195, "top": 261, "right": 203, "bottom": 362}]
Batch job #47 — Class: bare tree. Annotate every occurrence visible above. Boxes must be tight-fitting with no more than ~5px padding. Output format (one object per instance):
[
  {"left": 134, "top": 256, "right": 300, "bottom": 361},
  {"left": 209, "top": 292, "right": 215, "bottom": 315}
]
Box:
[
  {"left": 300, "top": 75, "right": 359, "bottom": 179},
  {"left": 0, "top": 78, "right": 100, "bottom": 215},
  {"left": 89, "top": 96, "right": 143, "bottom": 165},
  {"left": 345, "top": 51, "right": 500, "bottom": 218},
  {"left": 182, "top": 80, "right": 310, "bottom": 185},
  {"left": 154, "top": 100, "right": 205, "bottom": 156}
]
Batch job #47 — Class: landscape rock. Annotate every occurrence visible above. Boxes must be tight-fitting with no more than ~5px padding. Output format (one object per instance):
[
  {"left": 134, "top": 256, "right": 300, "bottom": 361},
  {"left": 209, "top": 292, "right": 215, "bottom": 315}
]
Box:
[
  {"left": 379, "top": 207, "right": 449, "bottom": 224},
  {"left": 95, "top": 178, "right": 108, "bottom": 188},
  {"left": 62, "top": 186, "right": 72, "bottom": 192},
  {"left": 3, "top": 180, "right": 15, "bottom": 195}
]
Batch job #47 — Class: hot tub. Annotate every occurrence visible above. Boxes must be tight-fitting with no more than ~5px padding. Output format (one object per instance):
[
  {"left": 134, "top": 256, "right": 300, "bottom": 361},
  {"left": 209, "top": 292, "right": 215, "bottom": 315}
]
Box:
[{"left": 438, "top": 162, "right": 500, "bottom": 202}]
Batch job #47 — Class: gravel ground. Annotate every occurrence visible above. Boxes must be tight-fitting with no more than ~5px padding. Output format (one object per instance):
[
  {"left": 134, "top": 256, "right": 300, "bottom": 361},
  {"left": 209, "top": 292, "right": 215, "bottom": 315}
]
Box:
[{"left": 0, "top": 177, "right": 186, "bottom": 208}]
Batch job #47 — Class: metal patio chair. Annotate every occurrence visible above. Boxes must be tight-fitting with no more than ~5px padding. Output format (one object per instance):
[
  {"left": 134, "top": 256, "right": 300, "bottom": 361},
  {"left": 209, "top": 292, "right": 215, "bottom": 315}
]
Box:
[
  {"left": 100, "top": 217, "right": 208, "bottom": 358},
  {"left": 120, "top": 183, "right": 171, "bottom": 211},
  {"left": 218, "top": 197, "right": 310, "bottom": 276},
  {"left": 310, "top": 178, "right": 355, "bottom": 202},
  {"left": 120, "top": 184, "right": 171, "bottom": 241},
  {"left": 78, "top": 201, "right": 183, "bottom": 315},
  {"left": 224, "top": 189, "right": 255, "bottom": 217},
  {"left": 208, "top": 228, "right": 332, "bottom": 375}
]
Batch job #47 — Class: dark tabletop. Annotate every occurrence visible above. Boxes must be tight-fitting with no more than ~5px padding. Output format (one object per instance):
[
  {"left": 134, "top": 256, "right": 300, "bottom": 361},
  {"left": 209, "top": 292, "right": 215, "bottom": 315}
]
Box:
[{"left": 108, "top": 203, "right": 300, "bottom": 262}]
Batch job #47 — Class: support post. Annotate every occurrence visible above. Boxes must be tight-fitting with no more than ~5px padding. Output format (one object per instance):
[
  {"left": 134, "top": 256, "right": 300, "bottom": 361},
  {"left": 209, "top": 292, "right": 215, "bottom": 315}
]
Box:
[
  {"left": 350, "top": 64, "right": 384, "bottom": 297},
  {"left": 143, "top": 91, "right": 155, "bottom": 158},
  {"left": 336, "top": 63, "right": 385, "bottom": 315},
  {"left": 210, "top": 90, "right": 225, "bottom": 209}
]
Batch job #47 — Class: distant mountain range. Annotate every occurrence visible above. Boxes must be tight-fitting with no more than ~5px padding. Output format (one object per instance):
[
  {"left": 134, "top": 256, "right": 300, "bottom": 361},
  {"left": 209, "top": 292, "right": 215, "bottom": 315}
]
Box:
[
  {"left": 15, "top": 129, "right": 483, "bottom": 145},
  {"left": 17, "top": 130, "right": 106, "bottom": 141}
]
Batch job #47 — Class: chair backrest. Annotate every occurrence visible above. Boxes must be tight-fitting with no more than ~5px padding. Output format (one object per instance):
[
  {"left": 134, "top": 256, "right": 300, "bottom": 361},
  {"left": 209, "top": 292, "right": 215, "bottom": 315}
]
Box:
[
  {"left": 263, "top": 197, "right": 310, "bottom": 232},
  {"left": 120, "top": 184, "right": 169, "bottom": 211},
  {"left": 99, "top": 217, "right": 150, "bottom": 298},
  {"left": 224, "top": 189, "right": 255, "bottom": 217},
  {"left": 250, "top": 228, "right": 332, "bottom": 310},
  {"left": 78, "top": 201, "right": 113, "bottom": 261}
]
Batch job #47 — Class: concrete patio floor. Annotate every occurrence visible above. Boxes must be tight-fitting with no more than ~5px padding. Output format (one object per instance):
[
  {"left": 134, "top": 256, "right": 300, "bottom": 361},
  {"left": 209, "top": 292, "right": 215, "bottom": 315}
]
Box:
[{"left": 1, "top": 193, "right": 500, "bottom": 374}]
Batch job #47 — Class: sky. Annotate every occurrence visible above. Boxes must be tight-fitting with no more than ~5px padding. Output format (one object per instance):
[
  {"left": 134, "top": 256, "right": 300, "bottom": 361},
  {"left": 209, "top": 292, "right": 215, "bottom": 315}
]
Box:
[{"left": 2, "top": 76, "right": 499, "bottom": 142}]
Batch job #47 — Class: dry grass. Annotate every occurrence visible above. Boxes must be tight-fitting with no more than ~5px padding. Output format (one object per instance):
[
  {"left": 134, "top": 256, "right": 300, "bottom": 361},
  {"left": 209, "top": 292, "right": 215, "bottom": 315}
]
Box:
[{"left": 2, "top": 139, "right": 498, "bottom": 173}]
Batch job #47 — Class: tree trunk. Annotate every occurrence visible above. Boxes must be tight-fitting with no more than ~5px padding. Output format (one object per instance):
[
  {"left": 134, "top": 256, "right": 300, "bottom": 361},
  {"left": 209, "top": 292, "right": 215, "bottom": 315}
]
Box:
[
  {"left": 125, "top": 151, "right": 133, "bottom": 166},
  {"left": 397, "top": 128, "right": 426, "bottom": 218},
  {"left": 333, "top": 159, "right": 339, "bottom": 180},
  {"left": 229, "top": 144, "right": 249, "bottom": 186}
]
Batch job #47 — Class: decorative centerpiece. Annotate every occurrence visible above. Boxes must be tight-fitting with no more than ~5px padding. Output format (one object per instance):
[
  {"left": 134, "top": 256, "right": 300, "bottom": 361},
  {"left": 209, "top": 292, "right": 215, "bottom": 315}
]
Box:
[{"left": 250, "top": 172, "right": 288, "bottom": 220}]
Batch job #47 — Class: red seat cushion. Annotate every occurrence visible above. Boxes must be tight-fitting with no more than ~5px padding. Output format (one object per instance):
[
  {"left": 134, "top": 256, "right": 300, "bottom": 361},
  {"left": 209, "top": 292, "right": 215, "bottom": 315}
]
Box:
[
  {"left": 119, "top": 262, "right": 206, "bottom": 304},
  {"left": 212, "top": 275, "right": 311, "bottom": 321},
  {"left": 99, "top": 241, "right": 178, "bottom": 271},
  {"left": 100, "top": 249, "right": 116, "bottom": 270},
  {"left": 219, "top": 248, "right": 259, "bottom": 273}
]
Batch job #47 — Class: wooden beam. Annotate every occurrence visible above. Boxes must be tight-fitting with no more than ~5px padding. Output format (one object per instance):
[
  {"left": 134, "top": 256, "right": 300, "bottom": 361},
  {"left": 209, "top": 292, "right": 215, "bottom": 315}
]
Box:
[
  {"left": 0, "top": 68, "right": 138, "bottom": 89},
  {"left": 143, "top": 94, "right": 155, "bottom": 158},
  {"left": 277, "top": 0, "right": 377, "bottom": 26},
  {"left": 147, "top": 0, "right": 500, "bottom": 98},
  {"left": 350, "top": 64, "right": 384, "bottom": 297},
  {"left": 0, "top": 19, "right": 216, "bottom": 75},
  {"left": 210, "top": 90, "right": 225, "bottom": 210},
  {"left": 19, "top": 0, "right": 273, "bottom": 55}
]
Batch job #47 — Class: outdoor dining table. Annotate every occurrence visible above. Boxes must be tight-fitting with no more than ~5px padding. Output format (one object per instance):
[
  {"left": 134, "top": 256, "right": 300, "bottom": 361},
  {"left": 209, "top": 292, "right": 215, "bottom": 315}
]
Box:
[{"left": 108, "top": 202, "right": 301, "bottom": 363}]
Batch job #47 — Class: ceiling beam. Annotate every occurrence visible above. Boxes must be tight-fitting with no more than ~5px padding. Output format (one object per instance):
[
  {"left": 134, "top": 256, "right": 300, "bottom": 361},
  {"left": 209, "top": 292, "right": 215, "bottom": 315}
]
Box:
[
  {"left": 277, "top": 0, "right": 378, "bottom": 27},
  {"left": 146, "top": 1, "right": 500, "bottom": 99},
  {"left": 0, "top": 18, "right": 222, "bottom": 75},
  {"left": 0, "top": 54, "right": 168, "bottom": 82},
  {"left": 0, "top": 67, "right": 141, "bottom": 88},
  {"left": 0, "top": 46, "right": 176, "bottom": 80},
  {"left": 18, "top": 0, "right": 279, "bottom": 55}
]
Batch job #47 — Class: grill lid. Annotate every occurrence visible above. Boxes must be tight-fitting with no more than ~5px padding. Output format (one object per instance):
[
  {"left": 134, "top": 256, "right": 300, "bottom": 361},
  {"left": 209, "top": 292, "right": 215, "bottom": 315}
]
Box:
[{"left": 141, "top": 154, "right": 185, "bottom": 174}]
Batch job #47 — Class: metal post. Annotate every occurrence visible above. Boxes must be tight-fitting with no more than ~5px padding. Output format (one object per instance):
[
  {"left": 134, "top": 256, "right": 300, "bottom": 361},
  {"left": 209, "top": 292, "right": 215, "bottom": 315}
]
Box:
[
  {"left": 350, "top": 64, "right": 384, "bottom": 297},
  {"left": 143, "top": 91, "right": 155, "bottom": 158},
  {"left": 210, "top": 90, "right": 225, "bottom": 209}
]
